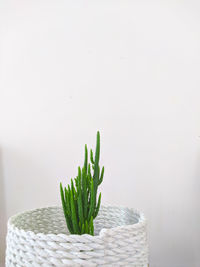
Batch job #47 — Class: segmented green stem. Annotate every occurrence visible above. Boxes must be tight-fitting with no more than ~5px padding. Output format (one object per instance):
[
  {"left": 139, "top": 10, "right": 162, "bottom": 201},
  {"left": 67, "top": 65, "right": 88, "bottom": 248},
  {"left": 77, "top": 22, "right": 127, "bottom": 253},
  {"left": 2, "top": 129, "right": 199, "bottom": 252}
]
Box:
[{"left": 60, "top": 131, "right": 104, "bottom": 235}]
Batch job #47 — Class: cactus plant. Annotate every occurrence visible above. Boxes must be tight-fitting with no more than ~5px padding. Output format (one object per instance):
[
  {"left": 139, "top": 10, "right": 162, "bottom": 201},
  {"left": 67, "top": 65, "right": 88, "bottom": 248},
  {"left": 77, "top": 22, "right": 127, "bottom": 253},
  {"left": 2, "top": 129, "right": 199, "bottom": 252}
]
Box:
[{"left": 60, "top": 131, "right": 104, "bottom": 235}]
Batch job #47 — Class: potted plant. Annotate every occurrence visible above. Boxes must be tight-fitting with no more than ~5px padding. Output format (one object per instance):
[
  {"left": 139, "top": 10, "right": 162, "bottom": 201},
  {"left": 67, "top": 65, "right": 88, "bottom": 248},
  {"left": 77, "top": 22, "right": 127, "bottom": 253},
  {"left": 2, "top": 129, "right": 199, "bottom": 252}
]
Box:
[
  {"left": 6, "top": 132, "right": 148, "bottom": 266},
  {"left": 59, "top": 131, "right": 104, "bottom": 236}
]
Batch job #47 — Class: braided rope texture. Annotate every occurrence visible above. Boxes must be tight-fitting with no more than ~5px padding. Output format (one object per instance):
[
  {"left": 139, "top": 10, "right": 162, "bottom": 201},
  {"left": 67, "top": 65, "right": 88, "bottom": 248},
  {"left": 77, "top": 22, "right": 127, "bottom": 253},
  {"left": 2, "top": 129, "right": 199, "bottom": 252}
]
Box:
[{"left": 6, "top": 206, "right": 148, "bottom": 267}]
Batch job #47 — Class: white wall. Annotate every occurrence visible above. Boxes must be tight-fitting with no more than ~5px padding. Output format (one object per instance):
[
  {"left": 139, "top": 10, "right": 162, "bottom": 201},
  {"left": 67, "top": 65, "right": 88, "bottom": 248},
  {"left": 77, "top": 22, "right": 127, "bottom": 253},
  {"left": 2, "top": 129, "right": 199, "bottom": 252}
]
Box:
[{"left": 1, "top": 0, "right": 200, "bottom": 266}]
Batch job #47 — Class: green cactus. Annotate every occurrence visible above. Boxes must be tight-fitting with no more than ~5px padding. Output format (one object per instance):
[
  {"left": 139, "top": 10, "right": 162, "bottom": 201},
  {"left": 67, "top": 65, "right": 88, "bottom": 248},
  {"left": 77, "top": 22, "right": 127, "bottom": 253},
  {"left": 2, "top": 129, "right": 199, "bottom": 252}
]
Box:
[{"left": 60, "top": 131, "right": 104, "bottom": 235}]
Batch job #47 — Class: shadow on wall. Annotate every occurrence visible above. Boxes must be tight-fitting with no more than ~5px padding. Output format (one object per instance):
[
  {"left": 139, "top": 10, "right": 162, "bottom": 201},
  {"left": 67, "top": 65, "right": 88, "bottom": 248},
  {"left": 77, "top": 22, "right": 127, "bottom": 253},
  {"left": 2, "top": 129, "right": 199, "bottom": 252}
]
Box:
[
  {"left": 194, "top": 150, "right": 200, "bottom": 259},
  {"left": 0, "top": 148, "right": 7, "bottom": 266}
]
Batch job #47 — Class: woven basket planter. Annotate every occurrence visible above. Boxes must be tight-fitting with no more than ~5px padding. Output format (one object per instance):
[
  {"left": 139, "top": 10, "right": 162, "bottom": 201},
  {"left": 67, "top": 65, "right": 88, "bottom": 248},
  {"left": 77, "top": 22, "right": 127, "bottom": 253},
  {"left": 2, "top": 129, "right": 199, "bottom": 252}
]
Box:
[{"left": 6, "top": 206, "right": 148, "bottom": 266}]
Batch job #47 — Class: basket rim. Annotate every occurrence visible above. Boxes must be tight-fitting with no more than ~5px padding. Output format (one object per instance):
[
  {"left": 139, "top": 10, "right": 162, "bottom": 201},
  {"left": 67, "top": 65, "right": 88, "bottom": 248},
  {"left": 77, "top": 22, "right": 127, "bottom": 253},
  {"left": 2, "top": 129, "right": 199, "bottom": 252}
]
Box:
[{"left": 7, "top": 205, "right": 147, "bottom": 239}]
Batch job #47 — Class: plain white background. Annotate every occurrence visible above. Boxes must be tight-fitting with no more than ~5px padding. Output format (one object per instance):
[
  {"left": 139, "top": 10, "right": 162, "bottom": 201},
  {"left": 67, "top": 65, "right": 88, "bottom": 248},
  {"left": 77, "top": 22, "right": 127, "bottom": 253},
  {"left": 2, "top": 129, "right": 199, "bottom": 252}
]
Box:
[{"left": 0, "top": 0, "right": 200, "bottom": 266}]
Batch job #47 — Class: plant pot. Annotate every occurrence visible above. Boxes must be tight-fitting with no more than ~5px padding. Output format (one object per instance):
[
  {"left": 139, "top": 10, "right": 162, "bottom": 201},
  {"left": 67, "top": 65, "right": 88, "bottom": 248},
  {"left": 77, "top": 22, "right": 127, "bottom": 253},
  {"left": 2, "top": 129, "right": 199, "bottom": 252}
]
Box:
[{"left": 6, "top": 206, "right": 148, "bottom": 266}]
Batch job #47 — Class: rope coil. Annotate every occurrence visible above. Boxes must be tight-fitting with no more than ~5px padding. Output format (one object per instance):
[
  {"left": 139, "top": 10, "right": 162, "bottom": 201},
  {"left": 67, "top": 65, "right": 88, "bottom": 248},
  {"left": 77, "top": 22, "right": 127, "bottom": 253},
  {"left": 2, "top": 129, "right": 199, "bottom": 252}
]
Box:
[{"left": 6, "top": 206, "right": 148, "bottom": 266}]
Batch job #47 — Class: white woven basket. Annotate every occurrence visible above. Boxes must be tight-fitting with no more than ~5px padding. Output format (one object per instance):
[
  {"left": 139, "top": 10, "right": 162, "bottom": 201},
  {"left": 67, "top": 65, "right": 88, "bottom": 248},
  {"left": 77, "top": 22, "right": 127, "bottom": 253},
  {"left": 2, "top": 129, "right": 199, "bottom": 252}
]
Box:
[{"left": 6, "top": 206, "right": 148, "bottom": 267}]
